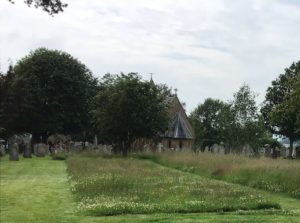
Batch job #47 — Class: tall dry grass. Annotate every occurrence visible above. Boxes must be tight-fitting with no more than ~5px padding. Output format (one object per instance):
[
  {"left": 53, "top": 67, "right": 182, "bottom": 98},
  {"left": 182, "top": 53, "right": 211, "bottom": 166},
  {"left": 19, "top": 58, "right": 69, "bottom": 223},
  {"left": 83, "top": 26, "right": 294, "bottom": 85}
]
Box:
[{"left": 152, "top": 152, "right": 300, "bottom": 198}]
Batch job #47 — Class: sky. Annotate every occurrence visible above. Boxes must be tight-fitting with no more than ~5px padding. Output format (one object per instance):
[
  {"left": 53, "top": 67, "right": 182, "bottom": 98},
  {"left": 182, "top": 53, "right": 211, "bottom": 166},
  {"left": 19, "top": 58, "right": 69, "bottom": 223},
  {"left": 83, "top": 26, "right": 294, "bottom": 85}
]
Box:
[{"left": 1, "top": 0, "right": 300, "bottom": 113}]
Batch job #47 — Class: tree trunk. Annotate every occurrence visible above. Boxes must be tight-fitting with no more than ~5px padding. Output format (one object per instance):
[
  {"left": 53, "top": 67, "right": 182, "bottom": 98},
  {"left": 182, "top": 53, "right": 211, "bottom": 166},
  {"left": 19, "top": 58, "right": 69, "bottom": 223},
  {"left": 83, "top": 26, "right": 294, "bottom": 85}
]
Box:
[
  {"left": 122, "top": 147, "right": 128, "bottom": 157},
  {"left": 122, "top": 140, "right": 131, "bottom": 157},
  {"left": 288, "top": 137, "right": 294, "bottom": 158}
]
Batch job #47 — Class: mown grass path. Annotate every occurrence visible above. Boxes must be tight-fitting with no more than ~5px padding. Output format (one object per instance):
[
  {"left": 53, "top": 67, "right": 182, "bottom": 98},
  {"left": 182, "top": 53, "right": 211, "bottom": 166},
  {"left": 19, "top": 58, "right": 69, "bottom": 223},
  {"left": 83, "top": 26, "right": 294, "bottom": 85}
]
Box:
[
  {"left": 0, "top": 157, "right": 77, "bottom": 223},
  {"left": 0, "top": 156, "right": 300, "bottom": 223}
]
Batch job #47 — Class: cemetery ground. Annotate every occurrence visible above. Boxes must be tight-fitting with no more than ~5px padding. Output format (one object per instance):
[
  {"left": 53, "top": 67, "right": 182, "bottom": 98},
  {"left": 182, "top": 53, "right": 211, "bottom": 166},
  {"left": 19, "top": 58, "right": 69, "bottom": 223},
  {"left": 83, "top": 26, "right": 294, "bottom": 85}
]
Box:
[{"left": 0, "top": 154, "right": 300, "bottom": 223}]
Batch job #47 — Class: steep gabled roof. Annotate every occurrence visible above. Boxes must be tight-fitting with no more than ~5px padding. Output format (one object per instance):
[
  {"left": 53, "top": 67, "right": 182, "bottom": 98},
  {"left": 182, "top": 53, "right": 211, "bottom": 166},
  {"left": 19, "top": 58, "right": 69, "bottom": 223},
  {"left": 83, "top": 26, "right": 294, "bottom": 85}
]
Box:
[{"left": 163, "top": 96, "right": 194, "bottom": 139}]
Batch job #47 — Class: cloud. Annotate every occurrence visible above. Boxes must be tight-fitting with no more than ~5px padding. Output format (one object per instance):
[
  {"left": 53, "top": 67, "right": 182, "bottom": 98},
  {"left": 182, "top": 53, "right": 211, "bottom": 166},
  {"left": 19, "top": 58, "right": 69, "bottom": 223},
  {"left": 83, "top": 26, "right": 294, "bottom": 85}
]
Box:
[{"left": 0, "top": 0, "right": 299, "bottom": 113}]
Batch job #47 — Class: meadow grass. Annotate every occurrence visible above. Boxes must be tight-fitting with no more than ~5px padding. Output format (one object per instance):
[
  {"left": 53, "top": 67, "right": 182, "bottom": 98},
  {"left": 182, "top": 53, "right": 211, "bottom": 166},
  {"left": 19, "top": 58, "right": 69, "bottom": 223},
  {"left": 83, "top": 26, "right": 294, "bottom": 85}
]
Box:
[
  {"left": 66, "top": 154, "right": 280, "bottom": 216},
  {"left": 1, "top": 155, "right": 300, "bottom": 222},
  {"left": 146, "top": 152, "right": 300, "bottom": 198}
]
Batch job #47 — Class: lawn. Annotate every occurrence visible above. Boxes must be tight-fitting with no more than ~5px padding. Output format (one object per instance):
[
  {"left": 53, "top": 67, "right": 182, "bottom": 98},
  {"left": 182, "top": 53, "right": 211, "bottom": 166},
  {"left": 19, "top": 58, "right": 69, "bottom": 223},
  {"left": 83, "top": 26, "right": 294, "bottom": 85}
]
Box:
[{"left": 1, "top": 154, "right": 300, "bottom": 223}]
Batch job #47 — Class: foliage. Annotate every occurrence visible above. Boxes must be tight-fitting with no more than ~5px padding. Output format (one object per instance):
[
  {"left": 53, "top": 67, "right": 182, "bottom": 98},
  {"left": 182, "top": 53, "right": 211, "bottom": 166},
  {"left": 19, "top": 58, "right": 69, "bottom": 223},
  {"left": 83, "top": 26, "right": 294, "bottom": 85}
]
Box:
[
  {"left": 67, "top": 154, "right": 279, "bottom": 216},
  {"left": 232, "top": 84, "right": 258, "bottom": 125},
  {"left": 0, "top": 70, "right": 5, "bottom": 135},
  {"left": 189, "top": 98, "right": 233, "bottom": 149},
  {"left": 190, "top": 84, "right": 270, "bottom": 152},
  {"left": 230, "top": 84, "right": 267, "bottom": 151},
  {"left": 261, "top": 61, "right": 300, "bottom": 155},
  {"left": 92, "top": 73, "right": 169, "bottom": 156},
  {"left": 290, "top": 74, "right": 300, "bottom": 133},
  {"left": 1, "top": 48, "right": 98, "bottom": 142},
  {"left": 8, "top": 0, "right": 67, "bottom": 15},
  {"left": 0, "top": 66, "right": 15, "bottom": 139}
]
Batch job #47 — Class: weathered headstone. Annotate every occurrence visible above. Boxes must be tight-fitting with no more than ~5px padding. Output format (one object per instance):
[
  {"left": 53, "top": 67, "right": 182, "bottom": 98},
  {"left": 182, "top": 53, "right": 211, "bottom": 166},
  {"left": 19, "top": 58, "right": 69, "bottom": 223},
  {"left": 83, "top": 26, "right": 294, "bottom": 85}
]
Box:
[
  {"left": 0, "top": 145, "right": 6, "bottom": 157},
  {"left": 94, "top": 135, "right": 98, "bottom": 148},
  {"left": 204, "top": 146, "right": 210, "bottom": 153},
  {"left": 23, "top": 143, "right": 32, "bottom": 158},
  {"left": 143, "top": 144, "right": 151, "bottom": 153},
  {"left": 157, "top": 142, "right": 163, "bottom": 153},
  {"left": 242, "top": 144, "right": 254, "bottom": 156},
  {"left": 74, "top": 142, "right": 84, "bottom": 152},
  {"left": 9, "top": 143, "right": 19, "bottom": 161},
  {"left": 34, "top": 143, "right": 48, "bottom": 157},
  {"left": 106, "top": 145, "right": 113, "bottom": 153},
  {"left": 218, "top": 145, "right": 225, "bottom": 154},
  {"left": 212, "top": 144, "right": 219, "bottom": 153}
]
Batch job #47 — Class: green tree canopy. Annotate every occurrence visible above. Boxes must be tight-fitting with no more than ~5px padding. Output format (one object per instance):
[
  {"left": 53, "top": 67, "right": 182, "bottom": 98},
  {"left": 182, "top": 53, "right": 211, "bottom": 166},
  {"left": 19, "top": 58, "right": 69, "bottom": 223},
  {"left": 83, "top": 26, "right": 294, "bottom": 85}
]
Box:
[
  {"left": 261, "top": 61, "right": 300, "bottom": 156},
  {"left": 92, "top": 73, "right": 169, "bottom": 156},
  {"left": 190, "top": 84, "right": 270, "bottom": 153},
  {"left": 230, "top": 84, "right": 266, "bottom": 151},
  {"left": 8, "top": 0, "right": 67, "bottom": 15},
  {"left": 232, "top": 84, "right": 258, "bottom": 126},
  {"left": 1, "top": 48, "right": 98, "bottom": 142},
  {"left": 189, "top": 98, "right": 232, "bottom": 149}
]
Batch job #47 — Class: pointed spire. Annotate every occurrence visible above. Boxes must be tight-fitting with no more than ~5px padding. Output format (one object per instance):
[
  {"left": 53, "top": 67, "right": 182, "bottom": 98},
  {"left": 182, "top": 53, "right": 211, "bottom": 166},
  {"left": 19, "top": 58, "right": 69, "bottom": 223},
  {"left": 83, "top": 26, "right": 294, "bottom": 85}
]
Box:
[{"left": 149, "top": 73, "right": 154, "bottom": 84}]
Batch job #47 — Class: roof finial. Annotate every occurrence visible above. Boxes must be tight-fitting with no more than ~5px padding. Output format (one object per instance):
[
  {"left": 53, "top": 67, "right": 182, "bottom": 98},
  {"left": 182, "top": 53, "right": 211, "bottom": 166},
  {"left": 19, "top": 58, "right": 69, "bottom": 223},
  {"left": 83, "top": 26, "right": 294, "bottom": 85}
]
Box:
[
  {"left": 149, "top": 73, "right": 154, "bottom": 84},
  {"left": 174, "top": 88, "right": 178, "bottom": 96}
]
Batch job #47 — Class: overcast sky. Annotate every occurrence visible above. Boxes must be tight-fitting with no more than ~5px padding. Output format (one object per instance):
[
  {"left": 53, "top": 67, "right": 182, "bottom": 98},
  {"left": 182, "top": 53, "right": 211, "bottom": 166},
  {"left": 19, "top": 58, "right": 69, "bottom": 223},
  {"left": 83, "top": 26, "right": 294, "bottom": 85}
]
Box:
[{"left": 1, "top": 0, "right": 300, "bottom": 113}]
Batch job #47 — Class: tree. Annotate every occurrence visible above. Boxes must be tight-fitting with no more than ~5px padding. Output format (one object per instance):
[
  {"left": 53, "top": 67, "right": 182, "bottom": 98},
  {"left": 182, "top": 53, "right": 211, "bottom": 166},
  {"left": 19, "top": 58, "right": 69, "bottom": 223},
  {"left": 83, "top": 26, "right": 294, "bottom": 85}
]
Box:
[
  {"left": 232, "top": 84, "right": 258, "bottom": 126},
  {"left": 189, "top": 98, "right": 233, "bottom": 150},
  {"left": 261, "top": 61, "right": 300, "bottom": 157},
  {"left": 92, "top": 73, "right": 169, "bottom": 156},
  {"left": 8, "top": 0, "right": 67, "bottom": 15},
  {"left": 0, "top": 70, "right": 5, "bottom": 137},
  {"left": 190, "top": 84, "right": 269, "bottom": 153},
  {"left": 0, "top": 65, "right": 15, "bottom": 139},
  {"left": 231, "top": 84, "right": 266, "bottom": 151},
  {"left": 290, "top": 74, "right": 300, "bottom": 133},
  {"left": 1, "top": 48, "right": 98, "bottom": 142}
]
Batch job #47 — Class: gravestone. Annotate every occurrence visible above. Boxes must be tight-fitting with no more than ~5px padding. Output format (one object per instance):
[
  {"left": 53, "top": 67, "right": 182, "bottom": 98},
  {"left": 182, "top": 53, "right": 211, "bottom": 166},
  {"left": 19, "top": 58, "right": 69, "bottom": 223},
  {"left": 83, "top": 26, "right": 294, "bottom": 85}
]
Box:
[
  {"left": 9, "top": 143, "right": 19, "bottom": 161},
  {"left": 264, "top": 144, "right": 271, "bottom": 157},
  {"left": 280, "top": 147, "right": 289, "bottom": 157},
  {"left": 0, "top": 145, "right": 6, "bottom": 156},
  {"left": 19, "top": 142, "right": 26, "bottom": 155},
  {"left": 34, "top": 143, "right": 48, "bottom": 157},
  {"left": 23, "top": 143, "right": 32, "bottom": 158},
  {"left": 143, "top": 144, "right": 151, "bottom": 153},
  {"left": 204, "top": 146, "right": 210, "bottom": 153},
  {"left": 242, "top": 144, "right": 254, "bottom": 156},
  {"left": 218, "top": 145, "right": 225, "bottom": 154},
  {"left": 157, "top": 142, "right": 162, "bottom": 153},
  {"left": 212, "top": 144, "right": 219, "bottom": 153},
  {"left": 258, "top": 147, "right": 265, "bottom": 156},
  {"left": 94, "top": 135, "right": 98, "bottom": 148},
  {"left": 74, "top": 142, "right": 84, "bottom": 151},
  {"left": 106, "top": 145, "right": 113, "bottom": 153}
]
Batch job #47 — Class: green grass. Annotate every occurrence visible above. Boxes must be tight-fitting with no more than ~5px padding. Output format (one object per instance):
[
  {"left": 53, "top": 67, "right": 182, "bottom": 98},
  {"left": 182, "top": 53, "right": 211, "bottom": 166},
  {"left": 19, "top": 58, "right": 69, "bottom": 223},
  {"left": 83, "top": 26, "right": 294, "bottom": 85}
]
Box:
[
  {"left": 1, "top": 154, "right": 300, "bottom": 223},
  {"left": 143, "top": 152, "right": 300, "bottom": 198},
  {"left": 0, "top": 156, "right": 76, "bottom": 223},
  {"left": 67, "top": 154, "right": 280, "bottom": 216}
]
